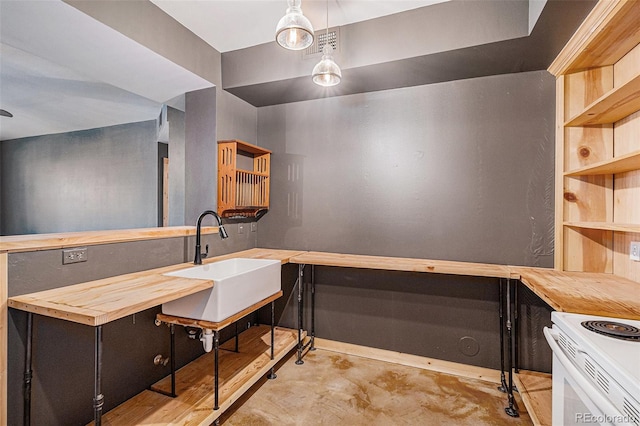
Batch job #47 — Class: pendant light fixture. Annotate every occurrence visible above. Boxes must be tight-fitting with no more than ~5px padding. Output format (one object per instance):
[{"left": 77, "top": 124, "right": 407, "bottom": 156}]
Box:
[
  {"left": 312, "top": 0, "right": 341, "bottom": 87},
  {"left": 275, "top": 0, "right": 314, "bottom": 51}
]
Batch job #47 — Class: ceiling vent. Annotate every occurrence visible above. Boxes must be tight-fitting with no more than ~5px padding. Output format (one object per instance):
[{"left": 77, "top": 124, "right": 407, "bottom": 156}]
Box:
[{"left": 303, "top": 27, "right": 339, "bottom": 58}]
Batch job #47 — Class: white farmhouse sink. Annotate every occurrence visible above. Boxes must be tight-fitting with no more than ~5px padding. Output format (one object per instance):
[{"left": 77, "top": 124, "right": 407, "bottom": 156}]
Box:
[{"left": 161, "top": 258, "right": 281, "bottom": 322}]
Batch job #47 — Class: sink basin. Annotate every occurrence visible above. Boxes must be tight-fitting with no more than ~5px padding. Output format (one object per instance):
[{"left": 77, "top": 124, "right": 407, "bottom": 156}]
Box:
[{"left": 161, "top": 258, "right": 281, "bottom": 322}]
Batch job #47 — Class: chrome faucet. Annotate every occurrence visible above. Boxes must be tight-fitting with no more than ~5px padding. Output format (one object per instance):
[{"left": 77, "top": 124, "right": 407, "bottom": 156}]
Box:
[{"left": 194, "top": 210, "right": 229, "bottom": 265}]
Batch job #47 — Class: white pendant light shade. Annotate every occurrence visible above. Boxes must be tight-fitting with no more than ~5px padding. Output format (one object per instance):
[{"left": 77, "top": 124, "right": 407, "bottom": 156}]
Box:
[
  {"left": 312, "top": 44, "right": 342, "bottom": 87},
  {"left": 275, "top": 0, "right": 314, "bottom": 51}
]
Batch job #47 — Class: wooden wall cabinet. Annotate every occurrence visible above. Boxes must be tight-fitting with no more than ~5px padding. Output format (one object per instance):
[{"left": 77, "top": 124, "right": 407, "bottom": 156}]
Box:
[
  {"left": 549, "top": 0, "right": 640, "bottom": 282},
  {"left": 217, "top": 140, "right": 271, "bottom": 219}
]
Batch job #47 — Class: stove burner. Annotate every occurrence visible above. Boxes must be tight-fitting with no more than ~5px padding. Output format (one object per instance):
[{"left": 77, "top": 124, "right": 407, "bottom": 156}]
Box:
[{"left": 582, "top": 320, "right": 640, "bottom": 341}]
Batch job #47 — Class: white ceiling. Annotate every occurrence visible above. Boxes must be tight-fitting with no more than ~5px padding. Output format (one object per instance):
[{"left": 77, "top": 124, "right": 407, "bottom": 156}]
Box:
[
  {"left": 0, "top": 0, "right": 212, "bottom": 141},
  {"left": 151, "top": 0, "right": 448, "bottom": 52},
  {"left": 0, "top": 0, "right": 448, "bottom": 141}
]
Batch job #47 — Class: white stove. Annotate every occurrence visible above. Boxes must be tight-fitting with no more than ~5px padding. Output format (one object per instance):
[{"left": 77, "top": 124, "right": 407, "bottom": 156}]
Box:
[{"left": 545, "top": 312, "right": 640, "bottom": 426}]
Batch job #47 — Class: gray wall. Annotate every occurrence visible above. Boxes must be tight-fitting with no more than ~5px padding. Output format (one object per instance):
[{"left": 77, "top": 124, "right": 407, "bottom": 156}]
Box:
[
  {"left": 7, "top": 227, "right": 257, "bottom": 425},
  {"left": 258, "top": 70, "right": 555, "bottom": 267},
  {"left": 1, "top": 120, "right": 159, "bottom": 235},
  {"left": 256, "top": 71, "right": 555, "bottom": 371}
]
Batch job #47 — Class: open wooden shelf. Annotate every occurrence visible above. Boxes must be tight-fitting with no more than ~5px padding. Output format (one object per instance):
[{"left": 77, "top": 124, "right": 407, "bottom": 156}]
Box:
[
  {"left": 564, "top": 222, "right": 640, "bottom": 233},
  {"left": 514, "top": 370, "right": 552, "bottom": 426},
  {"left": 551, "top": 0, "right": 640, "bottom": 279},
  {"left": 564, "top": 150, "right": 640, "bottom": 176},
  {"left": 565, "top": 73, "right": 640, "bottom": 126},
  {"left": 92, "top": 326, "right": 301, "bottom": 426}
]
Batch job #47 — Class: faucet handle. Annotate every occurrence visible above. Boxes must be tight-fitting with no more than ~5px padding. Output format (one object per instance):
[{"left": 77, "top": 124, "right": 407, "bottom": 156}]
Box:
[{"left": 201, "top": 244, "right": 209, "bottom": 259}]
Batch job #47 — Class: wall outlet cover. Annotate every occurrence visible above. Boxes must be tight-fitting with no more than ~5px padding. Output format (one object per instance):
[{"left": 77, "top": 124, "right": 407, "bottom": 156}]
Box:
[
  {"left": 63, "top": 247, "right": 88, "bottom": 264},
  {"left": 631, "top": 241, "right": 640, "bottom": 261}
]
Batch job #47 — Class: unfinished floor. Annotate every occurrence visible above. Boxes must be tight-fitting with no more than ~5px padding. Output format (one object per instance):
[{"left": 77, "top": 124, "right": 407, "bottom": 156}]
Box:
[{"left": 221, "top": 348, "right": 533, "bottom": 425}]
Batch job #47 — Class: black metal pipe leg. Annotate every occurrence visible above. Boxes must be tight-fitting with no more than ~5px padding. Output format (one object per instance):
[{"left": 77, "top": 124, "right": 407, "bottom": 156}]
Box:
[
  {"left": 497, "top": 279, "right": 507, "bottom": 393},
  {"left": 514, "top": 280, "right": 520, "bottom": 374},
  {"left": 505, "top": 279, "right": 519, "bottom": 418},
  {"left": 170, "top": 324, "right": 176, "bottom": 397},
  {"left": 235, "top": 321, "right": 239, "bottom": 353},
  {"left": 214, "top": 331, "right": 220, "bottom": 410},
  {"left": 295, "top": 264, "right": 305, "bottom": 365},
  {"left": 310, "top": 265, "right": 316, "bottom": 351},
  {"left": 23, "top": 312, "right": 33, "bottom": 426},
  {"left": 94, "top": 325, "right": 105, "bottom": 426},
  {"left": 268, "top": 301, "right": 277, "bottom": 380}
]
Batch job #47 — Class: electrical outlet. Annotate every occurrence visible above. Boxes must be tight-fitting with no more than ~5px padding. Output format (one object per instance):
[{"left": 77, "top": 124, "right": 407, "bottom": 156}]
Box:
[
  {"left": 631, "top": 241, "right": 640, "bottom": 262},
  {"left": 63, "top": 247, "right": 88, "bottom": 264},
  {"left": 238, "top": 224, "right": 245, "bottom": 234},
  {"left": 251, "top": 222, "right": 257, "bottom": 232}
]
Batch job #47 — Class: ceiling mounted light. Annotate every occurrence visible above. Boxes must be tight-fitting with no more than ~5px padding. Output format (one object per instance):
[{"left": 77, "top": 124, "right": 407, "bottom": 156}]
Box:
[
  {"left": 312, "top": 0, "right": 341, "bottom": 87},
  {"left": 275, "top": 0, "right": 314, "bottom": 51}
]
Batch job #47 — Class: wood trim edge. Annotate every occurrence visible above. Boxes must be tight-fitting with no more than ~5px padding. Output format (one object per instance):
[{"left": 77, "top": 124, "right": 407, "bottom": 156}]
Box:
[{"left": 313, "top": 337, "right": 501, "bottom": 384}]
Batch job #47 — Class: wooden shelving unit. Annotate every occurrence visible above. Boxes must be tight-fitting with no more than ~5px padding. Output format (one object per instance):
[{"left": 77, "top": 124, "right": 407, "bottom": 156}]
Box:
[
  {"left": 549, "top": 0, "right": 640, "bottom": 282},
  {"left": 93, "top": 326, "right": 300, "bottom": 426},
  {"left": 217, "top": 140, "right": 271, "bottom": 219}
]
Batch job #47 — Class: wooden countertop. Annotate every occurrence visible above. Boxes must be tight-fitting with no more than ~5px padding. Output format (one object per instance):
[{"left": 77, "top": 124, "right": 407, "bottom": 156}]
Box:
[
  {"left": 289, "top": 251, "right": 512, "bottom": 278},
  {"left": 0, "top": 226, "right": 220, "bottom": 253},
  {"left": 6, "top": 246, "right": 639, "bottom": 326},
  {"left": 7, "top": 248, "right": 305, "bottom": 326},
  {"left": 514, "top": 267, "right": 640, "bottom": 320},
  {"left": 289, "top": 251, "right": 640, "bottom": 320}
]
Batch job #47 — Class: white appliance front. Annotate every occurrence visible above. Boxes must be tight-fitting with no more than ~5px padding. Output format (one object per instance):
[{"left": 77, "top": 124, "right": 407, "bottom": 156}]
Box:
[{"left": 544, "top": 312, "right": 640, "bottom": 426}]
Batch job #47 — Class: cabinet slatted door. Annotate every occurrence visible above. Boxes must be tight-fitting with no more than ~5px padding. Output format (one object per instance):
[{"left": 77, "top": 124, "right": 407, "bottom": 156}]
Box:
[{"left": 217, "top": 140, "right": 271, "bottom": 219}]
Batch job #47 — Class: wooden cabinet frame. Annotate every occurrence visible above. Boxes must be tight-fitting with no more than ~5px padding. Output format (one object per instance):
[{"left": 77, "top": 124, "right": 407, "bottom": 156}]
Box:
[
  {"left": 549, "top": 0, "right": 640, "bottom": 283},
  {"left": 217, "top": 140, "right": 271, "bottom": 219}
]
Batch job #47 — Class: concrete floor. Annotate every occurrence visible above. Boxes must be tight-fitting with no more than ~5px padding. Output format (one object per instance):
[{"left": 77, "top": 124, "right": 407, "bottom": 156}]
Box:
[{"left": 221, "top": 348, "right": 533, "bottom": 425}]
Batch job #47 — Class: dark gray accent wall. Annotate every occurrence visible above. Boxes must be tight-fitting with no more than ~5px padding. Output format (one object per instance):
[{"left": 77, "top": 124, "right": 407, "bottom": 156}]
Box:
[
  {"left": 1, "top": 120, "right": 158, "bottom": 235},
  {"left": 7, "top": 226, "right": 256, "bottom": 425},
  {"left": 223, "top": 0, "right": 595, "bottom": 107},
  {"left": 258, "top": 70, "right": 555, "bottom": 267},
  {"left": 294, "top": 267, "right": 552, "bottom": 373},
  {"left": 256, "top": 71, "right": 556, "bottom": 372},
  {"left": 168, "top": 107, "right": 186, "bottom": 226},
  {"left": 185, "top": 88, "right": 217, "bottom": 225}
]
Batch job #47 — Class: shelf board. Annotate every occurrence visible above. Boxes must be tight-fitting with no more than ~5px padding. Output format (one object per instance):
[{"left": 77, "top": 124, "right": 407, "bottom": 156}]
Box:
[
  {"left": 565, "top": 73, "right": 640, "bottom": 126},
  {"left": 219, "top": 139, "right": 271, "bottom": 155},
  {"left": 93, "top": 326, "right": 301, "bottom": 426},
  {"left": 564, "top": 222, "right": 640, "bottom": 233},
  {"left": 564, "top": 150, "right": 640, "bottom": 176},
  {"left": 513, "top": 370, "right": 552, "bottom": 426}
]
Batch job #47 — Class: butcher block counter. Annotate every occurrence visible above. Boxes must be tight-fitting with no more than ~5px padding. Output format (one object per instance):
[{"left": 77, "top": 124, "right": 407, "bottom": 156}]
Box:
[
  {"left": 2, "top": 239, "right": 639, "bottom": 426},
  {"left": 289, "top": 251, "right": 640, "bottom": 320},
  {"left": 6, "top": 248, "right": 305, "bottom": 326}
]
